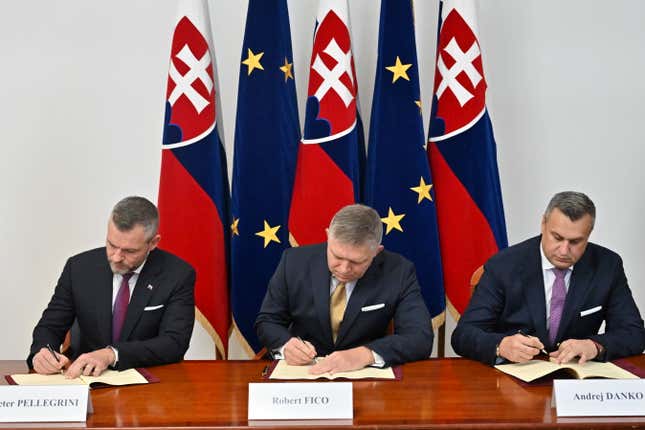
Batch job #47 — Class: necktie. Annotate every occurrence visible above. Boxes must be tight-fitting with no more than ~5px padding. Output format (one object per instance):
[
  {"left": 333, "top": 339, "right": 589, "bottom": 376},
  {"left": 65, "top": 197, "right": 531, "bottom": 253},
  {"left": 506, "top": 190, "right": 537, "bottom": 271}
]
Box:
[
  {"left": 548, "top": 268, "right": 567, "bottom": 344},
  {"left": 112, "top": 272, "right": 134, "bottom": 343},
  {"left": 330, "top": 282, "right": 346, "bottom": 343}
]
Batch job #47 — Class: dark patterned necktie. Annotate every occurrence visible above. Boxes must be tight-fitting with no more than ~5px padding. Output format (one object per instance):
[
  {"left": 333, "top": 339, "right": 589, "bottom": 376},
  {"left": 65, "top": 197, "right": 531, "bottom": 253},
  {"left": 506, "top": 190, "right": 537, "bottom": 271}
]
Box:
[
  {"left": 548, "top": 268, "right": 567, "bottom": 344},
  {"left": 112, "top": 272, "right": 134, "bottom": 343}
]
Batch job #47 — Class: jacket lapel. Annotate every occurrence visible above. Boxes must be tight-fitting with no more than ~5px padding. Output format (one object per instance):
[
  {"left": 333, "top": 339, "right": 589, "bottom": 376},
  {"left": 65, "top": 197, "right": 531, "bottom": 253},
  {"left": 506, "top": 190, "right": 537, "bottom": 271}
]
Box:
[
  {"left": 119, "top": 251, "right": 160, "bottom": 341},
  {"left": 97, "top": 255, "right": 115, "bottom": 345},
  {"left": 312, "top": 245, "right": 333, "bottom": 345},
  {"left": 520, "top": 238, "right": 549, "bottom": 344}
]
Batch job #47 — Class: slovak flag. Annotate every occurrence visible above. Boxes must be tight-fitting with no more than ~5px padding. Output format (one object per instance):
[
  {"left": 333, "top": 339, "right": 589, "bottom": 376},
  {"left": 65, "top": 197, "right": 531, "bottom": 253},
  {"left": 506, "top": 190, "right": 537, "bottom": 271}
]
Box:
[
  {"left": 288, "top": 0, "right": 365, "bottom": 246},
  {"left": 427, "top": 0, "right": 508, "bottom": 317},
  {"left": 157, "top": 0, "right": 231, "bottom": 357}
]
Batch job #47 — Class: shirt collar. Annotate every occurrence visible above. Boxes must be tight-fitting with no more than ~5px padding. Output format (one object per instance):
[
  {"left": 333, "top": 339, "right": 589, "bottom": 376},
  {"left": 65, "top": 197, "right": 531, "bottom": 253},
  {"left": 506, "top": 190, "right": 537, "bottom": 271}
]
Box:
[{"left": 539, "top": 241, "right": 574, "bottom": 273}]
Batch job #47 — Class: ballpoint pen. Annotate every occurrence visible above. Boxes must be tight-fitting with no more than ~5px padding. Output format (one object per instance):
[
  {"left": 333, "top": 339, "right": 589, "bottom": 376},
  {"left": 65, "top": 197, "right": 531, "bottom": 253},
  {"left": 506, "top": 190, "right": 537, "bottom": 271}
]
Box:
[
  {"left": 517, "top": 330, "right": 549, "bottom": 356},
  {"left": 46, "top": 344, "right": 60, "bottom": 363},
  {"left": 296, "top": 336, "right": 319, "bottom": 364},
  {"left": 46, "top": 343, "right": 65, "bottom": 374}
]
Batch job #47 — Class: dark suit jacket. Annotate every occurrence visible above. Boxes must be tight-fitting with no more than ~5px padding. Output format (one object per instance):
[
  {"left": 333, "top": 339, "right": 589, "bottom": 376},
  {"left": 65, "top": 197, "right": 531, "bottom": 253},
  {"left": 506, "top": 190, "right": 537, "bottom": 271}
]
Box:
[
  {"left": 255, "top": 243, "right": 433, "bottom": 366},
  {"left": 451, "top": 236, "right": 645, "bottom": 365},
  {"left": 28, "top": 247, "right": 195, "bottom": 370}
]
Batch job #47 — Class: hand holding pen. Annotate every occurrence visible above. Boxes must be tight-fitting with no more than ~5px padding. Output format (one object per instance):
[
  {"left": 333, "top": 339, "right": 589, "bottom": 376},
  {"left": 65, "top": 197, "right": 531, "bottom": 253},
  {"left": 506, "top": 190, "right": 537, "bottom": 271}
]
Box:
[
  {"left": 497, "top": 330, "right": 547, "bottom": 363},
  {"left": 46, "top": 344, "right": 66, "bottom": 374},
  {"left": 517, "top": 330, "right": 548, "bottom": 356},
  {"left": 283, "top": 336, "right": 318, "bottom": 366},
  {"left": 32, "top": 344, "right": 69, "bottom": 375}
]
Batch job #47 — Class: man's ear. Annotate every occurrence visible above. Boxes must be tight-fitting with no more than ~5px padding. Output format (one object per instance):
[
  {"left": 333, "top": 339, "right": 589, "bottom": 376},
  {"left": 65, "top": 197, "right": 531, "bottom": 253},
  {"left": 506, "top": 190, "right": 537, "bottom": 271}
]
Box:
[
  {"left": 149, "top": 234, "right": 161, "bottom": 251},
  {"left": 375, "top": 244, "right": 384, "bottom": 255}
]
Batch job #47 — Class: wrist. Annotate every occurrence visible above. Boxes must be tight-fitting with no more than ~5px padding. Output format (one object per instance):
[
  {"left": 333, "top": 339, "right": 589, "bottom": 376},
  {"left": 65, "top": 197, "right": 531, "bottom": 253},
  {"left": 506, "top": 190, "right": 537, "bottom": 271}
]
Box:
[
  {"left": 106, "top": 346, "right": 119, "bottom": 367},
  {"left": 589, "top": 339, "right": 604, "bottom": 359}
]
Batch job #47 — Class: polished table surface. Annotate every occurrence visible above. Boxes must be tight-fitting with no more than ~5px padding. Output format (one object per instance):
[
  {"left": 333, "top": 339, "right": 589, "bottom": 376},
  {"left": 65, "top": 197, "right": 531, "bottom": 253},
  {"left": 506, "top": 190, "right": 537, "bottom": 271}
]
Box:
[{"left": 1, "top": 356, "right": 644, "bottom": 429}]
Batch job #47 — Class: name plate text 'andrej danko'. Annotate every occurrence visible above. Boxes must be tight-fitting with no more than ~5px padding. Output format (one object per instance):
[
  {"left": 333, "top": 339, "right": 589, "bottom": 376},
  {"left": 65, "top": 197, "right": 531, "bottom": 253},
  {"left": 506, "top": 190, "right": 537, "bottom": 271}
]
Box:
[{"left": 553, "top": 379, "right": 645, "bottom": 417}]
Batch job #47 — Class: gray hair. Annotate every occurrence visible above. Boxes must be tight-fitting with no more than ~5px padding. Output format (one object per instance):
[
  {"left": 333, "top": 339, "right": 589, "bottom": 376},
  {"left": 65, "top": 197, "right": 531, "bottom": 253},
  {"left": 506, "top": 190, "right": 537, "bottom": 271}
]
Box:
[
  {"left": 110, "top": 196, "right": 159, "bottom": 240},
  {"left": 328, "top": 204, "right": 382, "bottom": 248},
  {"left": 544, "top": 191, "right": 596, "bottom": 229}
]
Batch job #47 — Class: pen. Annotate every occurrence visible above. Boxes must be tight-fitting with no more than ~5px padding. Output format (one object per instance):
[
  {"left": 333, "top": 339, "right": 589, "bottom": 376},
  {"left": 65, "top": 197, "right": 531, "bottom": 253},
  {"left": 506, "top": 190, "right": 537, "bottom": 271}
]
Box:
[
  {"left": 517, "top": 330, "right": 548, "bottom": 356},
  {"left": 46, "top": 344, "right": 65, "bottom": 374},
  {"left": 296, "top": 336, "right": 318, "bottom": 364},
  {"left": 46, "top": 344, "right": 60, "bottom": 363}
]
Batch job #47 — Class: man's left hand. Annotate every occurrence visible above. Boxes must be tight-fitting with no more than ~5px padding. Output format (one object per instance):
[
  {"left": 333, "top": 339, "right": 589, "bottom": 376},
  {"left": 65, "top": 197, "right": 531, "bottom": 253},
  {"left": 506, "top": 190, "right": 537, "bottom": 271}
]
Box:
[
  {"left": 549, "top": 339, "right": 598, "bottom": 364},
  {"left": 64, "top": 348, "right": 115, "bottom": 379},
  {"left": 309, "top": 346, "right": 374, "bottom": 375}
]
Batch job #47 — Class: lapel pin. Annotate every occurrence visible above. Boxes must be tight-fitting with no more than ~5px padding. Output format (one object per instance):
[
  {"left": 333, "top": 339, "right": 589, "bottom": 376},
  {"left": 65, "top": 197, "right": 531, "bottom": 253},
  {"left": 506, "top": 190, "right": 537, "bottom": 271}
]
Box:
[{"left": 147, "top": 284, "right": 154, "bottom": 290}]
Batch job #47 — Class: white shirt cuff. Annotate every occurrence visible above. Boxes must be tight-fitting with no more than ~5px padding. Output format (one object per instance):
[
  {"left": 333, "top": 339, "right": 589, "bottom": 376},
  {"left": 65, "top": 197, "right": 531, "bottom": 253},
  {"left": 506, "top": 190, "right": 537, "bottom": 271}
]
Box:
[
  {"left": 272, "top": 344, "right": 286, "bottom": 360},
  {"left": 371, "top": 350, "right": 385, "bottom": 367},
  {"left": 107, "top": 345, "right": 119, "bottom": 367}
]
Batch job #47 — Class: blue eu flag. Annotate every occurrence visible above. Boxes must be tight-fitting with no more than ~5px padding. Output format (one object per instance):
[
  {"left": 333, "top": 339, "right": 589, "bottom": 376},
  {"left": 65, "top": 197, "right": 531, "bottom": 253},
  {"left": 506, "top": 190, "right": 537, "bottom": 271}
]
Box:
[
  {"left": 365, "top": 0, "right": 445, "bottom": 327},
  {"left": 230, "top": 0, "right": 300, "bottom": 355}
]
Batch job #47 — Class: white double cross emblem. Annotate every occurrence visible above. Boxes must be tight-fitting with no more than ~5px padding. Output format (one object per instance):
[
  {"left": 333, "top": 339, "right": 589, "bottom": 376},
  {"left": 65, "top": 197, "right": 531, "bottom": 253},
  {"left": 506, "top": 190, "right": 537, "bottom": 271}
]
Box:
[
  {"left": 168, "top": 44, "right": 213, "bottom": 114},
  {"left": 312, "top": 38, "right": 355, "bottom": 108},
  {"left": 436, "top": 37, "right": 482, "bottom": 107}
]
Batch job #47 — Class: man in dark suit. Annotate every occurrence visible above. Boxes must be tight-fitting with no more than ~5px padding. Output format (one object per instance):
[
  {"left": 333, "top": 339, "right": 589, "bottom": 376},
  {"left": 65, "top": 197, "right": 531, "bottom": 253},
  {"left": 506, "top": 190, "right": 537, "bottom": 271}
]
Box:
[
  {"left": 29, "top": 196, "right": 195, "bottom": 377},
  {"left": 452, "top": 191, "right": 645, "bottom": 366},
  {"left": 255, "top": 204, "right": 433, "bottom": 374}
]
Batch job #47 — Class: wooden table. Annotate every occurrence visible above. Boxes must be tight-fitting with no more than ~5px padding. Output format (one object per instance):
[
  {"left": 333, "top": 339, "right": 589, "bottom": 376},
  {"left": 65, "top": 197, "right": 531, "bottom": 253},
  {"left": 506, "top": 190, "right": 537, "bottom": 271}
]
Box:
[{"left": 1, "top": 356, "right": 644, "bottom": 429}]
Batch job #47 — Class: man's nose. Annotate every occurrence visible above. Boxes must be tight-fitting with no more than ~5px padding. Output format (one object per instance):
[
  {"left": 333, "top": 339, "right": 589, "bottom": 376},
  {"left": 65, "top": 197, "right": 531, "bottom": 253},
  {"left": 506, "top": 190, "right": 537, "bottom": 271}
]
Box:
[
  {"left": 339, "top": 261, "right": 351, "bottom": 273},
  {"left": 557, "top": 241, "right": 570, "bottom": 255},
  {"left": 111, "top": 249, "right": 124, "bottom": 261}
]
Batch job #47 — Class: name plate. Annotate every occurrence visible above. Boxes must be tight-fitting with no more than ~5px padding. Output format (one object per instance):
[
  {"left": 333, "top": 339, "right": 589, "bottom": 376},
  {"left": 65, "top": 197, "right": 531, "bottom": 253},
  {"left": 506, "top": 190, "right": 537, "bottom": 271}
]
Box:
[
  {"left": 0, "top": 385, "right": 90, "bottom": 422},
  {"left": 248, "top": 382, "right": 353, "bottom": 420},
  {"left": 553, "top": 379, "right": 645, "bottom": 416}
]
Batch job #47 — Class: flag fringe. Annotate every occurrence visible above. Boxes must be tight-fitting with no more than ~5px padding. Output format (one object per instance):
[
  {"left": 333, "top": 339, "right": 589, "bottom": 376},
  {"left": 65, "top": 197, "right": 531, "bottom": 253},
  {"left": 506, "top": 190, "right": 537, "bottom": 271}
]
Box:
[
  {"left": 446, "top": 298, "right": 462, "bottom": 323},
  {"left": 195, "top": 307, "right": 226, "bottom": 359},
  {"left": 431, "top": 310, "right": 446, "bottom": 330},
  {"left": 229, "top": 318, "right": 256, "bottom": 359}
]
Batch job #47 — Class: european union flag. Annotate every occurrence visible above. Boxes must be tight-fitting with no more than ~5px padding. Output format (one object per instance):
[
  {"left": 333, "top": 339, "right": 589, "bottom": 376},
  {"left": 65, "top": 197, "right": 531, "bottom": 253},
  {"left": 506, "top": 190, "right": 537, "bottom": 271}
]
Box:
[
  {"left": 230, "top": 0, "right": 300, "bottom": 356},
  {"left": 365, "top": 0, "right": 445, "bottom": 327}
]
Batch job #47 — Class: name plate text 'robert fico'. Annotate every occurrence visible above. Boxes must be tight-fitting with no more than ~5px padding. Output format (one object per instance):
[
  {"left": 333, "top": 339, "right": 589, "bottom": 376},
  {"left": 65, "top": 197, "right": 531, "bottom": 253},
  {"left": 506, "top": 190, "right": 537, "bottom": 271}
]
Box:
[{"left": 248, "top": 382, "right": 353, "bottom": 420}]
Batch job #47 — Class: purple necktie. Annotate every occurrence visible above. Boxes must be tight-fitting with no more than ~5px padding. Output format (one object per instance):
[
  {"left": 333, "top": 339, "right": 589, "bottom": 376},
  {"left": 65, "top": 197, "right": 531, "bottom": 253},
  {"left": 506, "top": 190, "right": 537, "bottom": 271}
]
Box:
[
  {"left": 548, "top": 268, "right": 567, "bottom": 344},
  {"left": 112, "top": 272, "right": 134, "bottom": 343}
]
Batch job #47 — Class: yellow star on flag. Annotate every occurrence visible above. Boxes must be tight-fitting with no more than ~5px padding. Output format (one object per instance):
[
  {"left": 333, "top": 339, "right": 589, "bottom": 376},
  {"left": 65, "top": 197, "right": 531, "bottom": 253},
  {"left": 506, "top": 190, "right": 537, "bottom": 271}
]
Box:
[
  {"left": 385, "top": 56, "right": 412, "bottom": 83},
  {"left": 231, "top": 218, "right": 240, "bottom": 236},
  {"left": 242, "top": 48, "right": 264, "bottom": 75},
  {"left": 255, "top": 220, "right": 281, "bottom": 247},
  {"left": 381, "top": 207, "right": 406, "bottom": 235},
  {"left": 410, "top": 177, "right": 433, "bottom": 204},
  {"left": 415, "top": 100, "right": 422, "bottom": 114},
  {"left": 280, "top": 57, "right": 294, "bottom": 82}
]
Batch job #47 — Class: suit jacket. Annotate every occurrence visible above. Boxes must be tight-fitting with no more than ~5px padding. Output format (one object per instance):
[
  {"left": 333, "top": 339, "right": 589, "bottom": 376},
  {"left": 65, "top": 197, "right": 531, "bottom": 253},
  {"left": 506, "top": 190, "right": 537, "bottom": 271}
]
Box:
[
  {"left": 28, "top": 247, "right": 195, "bottom": 370},
  {"left": 255, "top": 243, "right": 433, "bottom": 366},
  {"left": 451, "top": 236, "right": 645, "bottom": 365}
]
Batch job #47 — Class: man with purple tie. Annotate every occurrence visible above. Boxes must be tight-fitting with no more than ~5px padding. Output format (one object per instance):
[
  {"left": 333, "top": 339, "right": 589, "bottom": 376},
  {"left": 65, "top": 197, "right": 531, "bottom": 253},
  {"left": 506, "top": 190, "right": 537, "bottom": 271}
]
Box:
[
  {"left": 452, "top": 191, "right": 645, "bottom": 365},
  {"left": 28, "top": 196, "right": 195, "bottom": 377}
]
